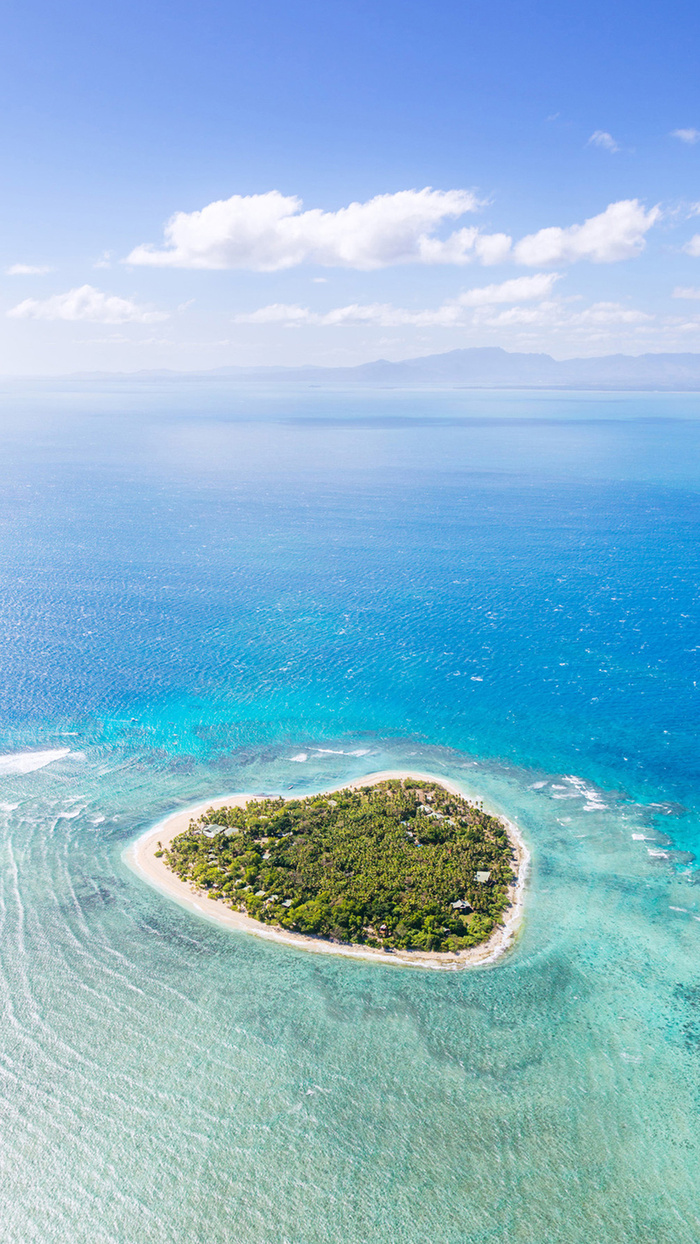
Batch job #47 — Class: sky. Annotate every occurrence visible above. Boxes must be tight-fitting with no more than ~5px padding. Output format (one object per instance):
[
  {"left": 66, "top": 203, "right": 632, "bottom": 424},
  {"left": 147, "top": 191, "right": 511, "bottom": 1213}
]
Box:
[{"left": 2, "top": 0, "right": 700, "bottom": 373}]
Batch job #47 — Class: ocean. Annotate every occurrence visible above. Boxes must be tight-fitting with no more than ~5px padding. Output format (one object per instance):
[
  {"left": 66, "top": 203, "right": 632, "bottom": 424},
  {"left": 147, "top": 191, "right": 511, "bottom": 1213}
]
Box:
[{"left": 0, "top": 379, "right": 699, "bottom": 1243}]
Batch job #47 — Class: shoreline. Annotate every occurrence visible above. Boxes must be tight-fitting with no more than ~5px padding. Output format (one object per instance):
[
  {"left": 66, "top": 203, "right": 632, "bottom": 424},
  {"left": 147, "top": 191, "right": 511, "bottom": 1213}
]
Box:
[{"left": 123, "top": 770, "right": 530, "bottom": 970}]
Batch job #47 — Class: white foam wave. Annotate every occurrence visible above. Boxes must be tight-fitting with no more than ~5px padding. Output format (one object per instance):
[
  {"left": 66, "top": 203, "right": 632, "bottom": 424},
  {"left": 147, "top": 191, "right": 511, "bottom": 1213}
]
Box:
[
  {"left": 313, "top": 747, "right": 371, "bottom": 757},
  {"left": 0, "top": 748, "right": 70, "bottom": 775},
  {"left": 290, "top": 753, "right": 308, "bottom": 763}
]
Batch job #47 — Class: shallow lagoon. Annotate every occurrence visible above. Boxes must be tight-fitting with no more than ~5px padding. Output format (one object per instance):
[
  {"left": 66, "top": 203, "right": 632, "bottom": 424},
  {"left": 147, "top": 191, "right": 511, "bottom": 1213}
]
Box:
[{"left": 0, "top": 382, "right": 699, "bottom": 1242}]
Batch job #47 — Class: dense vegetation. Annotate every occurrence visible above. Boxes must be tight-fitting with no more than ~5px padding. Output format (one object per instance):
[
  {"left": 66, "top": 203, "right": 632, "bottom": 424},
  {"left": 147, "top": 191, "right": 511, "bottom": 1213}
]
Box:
[{"left": 161, "top": 779, "right": 515, "bottom": 952}]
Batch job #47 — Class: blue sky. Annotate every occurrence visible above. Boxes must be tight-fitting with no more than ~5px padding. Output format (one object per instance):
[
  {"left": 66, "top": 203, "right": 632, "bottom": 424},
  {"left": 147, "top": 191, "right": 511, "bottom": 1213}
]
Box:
[{"left": 3, "top": 0, "right": 700, "bottom": 372}]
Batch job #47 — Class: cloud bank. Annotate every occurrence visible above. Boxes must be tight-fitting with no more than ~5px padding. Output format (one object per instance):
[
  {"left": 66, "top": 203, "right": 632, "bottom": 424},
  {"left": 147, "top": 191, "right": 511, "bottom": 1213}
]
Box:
[
  {"left": 235, "top": 274, "right": 561, "bottom": 328},
  {"left": 672, "top": 128, "right": 700, "bottom": 145},
  {"left": 126, "top": 188, "right": 493, "bottom": 271},
  {"left": 7, "top": 285, "right": 168, "bottom": 323},
  {"left": 126, "top": 190, "right": 657, "bottom": 272},
  {"left": 234, "top": 276, "right": 660, "bottom": 343}
]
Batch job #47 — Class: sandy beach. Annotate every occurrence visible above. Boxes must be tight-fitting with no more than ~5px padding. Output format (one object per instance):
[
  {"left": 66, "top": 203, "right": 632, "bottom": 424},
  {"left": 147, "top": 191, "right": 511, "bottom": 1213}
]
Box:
[{"left": 124, "top": 770, "right": 530, "bottom": 970}]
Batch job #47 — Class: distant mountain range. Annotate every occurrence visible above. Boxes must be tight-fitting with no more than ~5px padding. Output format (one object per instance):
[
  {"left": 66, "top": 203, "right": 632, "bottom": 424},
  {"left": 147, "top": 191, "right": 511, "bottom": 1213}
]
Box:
[{"left": 73, "top": 347, "right": 700, "bottom": 390}]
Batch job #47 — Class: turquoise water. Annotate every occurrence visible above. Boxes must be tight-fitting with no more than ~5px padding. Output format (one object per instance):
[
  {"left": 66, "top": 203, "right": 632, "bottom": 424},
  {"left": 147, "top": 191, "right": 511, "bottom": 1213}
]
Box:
[{"left": 1, "top": 382, "right": 699, "bottom": 1242}]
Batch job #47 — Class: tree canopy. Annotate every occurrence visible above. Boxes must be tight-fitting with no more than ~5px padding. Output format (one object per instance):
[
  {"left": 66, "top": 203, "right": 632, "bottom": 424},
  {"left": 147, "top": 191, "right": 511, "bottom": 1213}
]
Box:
[{"left": 162, "top": 778, "right": 515, "bottom": 953}]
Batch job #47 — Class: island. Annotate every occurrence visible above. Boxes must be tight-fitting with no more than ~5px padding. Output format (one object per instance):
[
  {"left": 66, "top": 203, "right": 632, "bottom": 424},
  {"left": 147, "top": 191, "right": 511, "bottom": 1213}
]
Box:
[{"left": 127, "top": 771, "right": 528, "bottom": 968}]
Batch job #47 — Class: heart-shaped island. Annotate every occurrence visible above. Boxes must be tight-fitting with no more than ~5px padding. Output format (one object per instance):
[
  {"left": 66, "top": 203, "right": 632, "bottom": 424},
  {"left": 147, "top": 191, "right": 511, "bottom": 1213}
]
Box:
[{"left": 127, "top": 771, "right": 528, "bottom": 969}]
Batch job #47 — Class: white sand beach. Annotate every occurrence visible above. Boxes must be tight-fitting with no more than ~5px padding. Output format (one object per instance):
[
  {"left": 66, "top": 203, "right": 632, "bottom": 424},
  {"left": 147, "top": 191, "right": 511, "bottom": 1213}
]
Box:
[{"left": 124, "top": 770, "right": 529, "bottom": 970}]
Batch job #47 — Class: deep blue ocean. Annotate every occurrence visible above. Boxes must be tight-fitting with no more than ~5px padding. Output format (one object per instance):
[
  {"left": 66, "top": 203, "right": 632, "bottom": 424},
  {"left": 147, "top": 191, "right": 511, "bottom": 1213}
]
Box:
[{"left": 1, "top": 379, "right": 699, "bottom": 1243}]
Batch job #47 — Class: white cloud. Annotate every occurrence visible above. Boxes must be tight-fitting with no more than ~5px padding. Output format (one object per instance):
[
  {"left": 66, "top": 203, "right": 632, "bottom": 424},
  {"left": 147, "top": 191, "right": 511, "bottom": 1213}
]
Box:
[
  {"left": 125, "top": 188, "right": 495, "bottom": 271},
  {"left": 456, "top": 273, "right": 560, "bottom": 305},
  {"left": 587, "top": 130, "right": 620, "bottom": 153},
  {"left": 513, "top": 199, "right": 659, "bottom": 266},
  {"left": 472, "top": 232, "right": 513, "bottom": 265},
  {"left": 476, "top": 302, "right": 560, "bottom": 328},
  {"left": 126, "top": 189, "right": 659, "bottom": 272},
  {"left": 7, "top": 284, "right": 168, "bottom": 323},
  {"left": 673, "top": 286, "right": 700, "bottom": 298},
  {"left": 672, "top": 128, "right": 700, "bottom": 145},
  {"left": 662, "top": 199, "right": 700, "bottom": 225},
  {"left": 235, "top": 289, "right": 657, "bottom": 342},
  {"left": 477, "top": 300, "right": 653, "bottom": 331},
  {"left": 571, "top": 301, "right": 652, "bottom": 325},
  {"left": 6, "top": 263, "right": 53, "bottom": 275},
  {"left": 469, "top": 297, "right": 656, "bottom": 340},
  {"left": 240, "top": 303, "right": 313, "bottom": 325},
  {"left": 684, "top": 234, "right": 700, "bottom": 257},
  {"left": 235, "top": 273, "right": 561, "bottom": 328}
]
